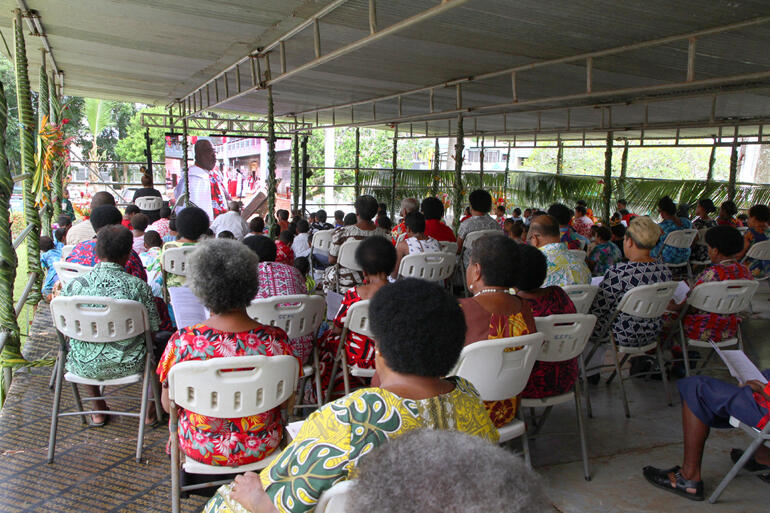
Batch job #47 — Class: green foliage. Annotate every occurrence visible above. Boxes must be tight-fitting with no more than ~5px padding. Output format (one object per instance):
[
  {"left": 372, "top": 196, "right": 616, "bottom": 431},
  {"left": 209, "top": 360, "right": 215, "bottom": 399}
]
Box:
[
  {"left": 114, "top": 105, "right": 166, "bottom": 178},
  {"left": 0, "top": 56, "right": 19, "bottom": 173}
]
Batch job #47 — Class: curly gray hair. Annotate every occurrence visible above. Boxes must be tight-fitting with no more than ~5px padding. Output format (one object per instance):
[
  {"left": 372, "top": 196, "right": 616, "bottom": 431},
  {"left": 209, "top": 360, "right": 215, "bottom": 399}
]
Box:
[
  {"left": 348, "top": 429, "right": 549, "bottom": 513},
  {"left": 187, "top": 238, "right": 259, "bottom": 314}
]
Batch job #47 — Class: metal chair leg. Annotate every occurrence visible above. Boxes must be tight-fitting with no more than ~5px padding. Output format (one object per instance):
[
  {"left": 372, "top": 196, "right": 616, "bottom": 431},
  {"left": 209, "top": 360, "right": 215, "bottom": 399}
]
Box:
[
  {"left": 574, "top": 379, "right": 591, "bottom": 481},
  {"left": 580, "top": 356, "right": 593, "bottom": 419},
  {"left": 48, "top": 358, "right": 57, "bottom": 390},
  {"left": 341, "top": 352, "right": 351, "bottom": 396},
  {"left": 519, "top": 409, "right": 531, "bottom": 469},
  {"left": 681, "top": 327, "right": 692, "bottom": 377},
  {"left": 47, "top": 350, "right": 65, "bottom": 464},
  {"left": 70, "top": 382, "right": 88, "bottom": 425},
  {"left": 611, "top": 338, "right": 631, "bottom": 418},
  {"left": 136, "top": 363, "right": 151, "bottom": 462},
  {"left": 312, "top": 347, "right": 323, "bottom": 408},
  {"left": 708, "top": 434, "right": 768, "bottom": 503},
  {"left": 656, "top": 344, "right": 672, "bottom": 407},
  {"left": 170, "top": 405, "right": 181, "bottom": 513}
]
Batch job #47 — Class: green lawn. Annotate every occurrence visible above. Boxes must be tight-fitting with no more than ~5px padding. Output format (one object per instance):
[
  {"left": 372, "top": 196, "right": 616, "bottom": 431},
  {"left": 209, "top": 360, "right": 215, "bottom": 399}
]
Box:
[{"left": 12, "top": 241, "right": 34, "bottom": 341}]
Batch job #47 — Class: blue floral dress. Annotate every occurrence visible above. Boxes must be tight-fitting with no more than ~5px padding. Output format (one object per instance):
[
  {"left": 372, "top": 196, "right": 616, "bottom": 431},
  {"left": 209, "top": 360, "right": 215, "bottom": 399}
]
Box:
[{"left": 651, "top": 217, "right": 692, "bottom": 264}]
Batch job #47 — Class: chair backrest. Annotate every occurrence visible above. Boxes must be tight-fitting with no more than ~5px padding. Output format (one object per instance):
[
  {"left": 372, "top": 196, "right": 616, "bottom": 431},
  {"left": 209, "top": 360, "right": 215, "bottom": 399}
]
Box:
[
  {"left": 134, "top": 196, "right": 163, "bottom": 211},
  {"left": 60, "top": 244, "right": 75, "bottom": 261},
  {"left": 568, "top": 249, "right": 587, "bottom": 261},
  {"left": 745, "top": 240, "right": 770, "bottom": 261},
  {"left": 562, "top": 284, "right": 599, "bottom": 314},
  {"left": 462, "top": 229, "right": 502, "bottom": 248},
  {"left": 686, "top": 279, "right": 758, "bottom": 315},
  {"left": 534, "top": 314, "right": 597, "bottom": 362},
  {"left": 439, "top": 241, "right": 458, "bottom": 255},
  {"left": 337, "top": 239, "right": 363, "bottom": 271},
  {"left": 167, "top": 355, "right": 299, "bottom": 418},
  {"left": 50, "top": 296, "right": 150, "bottom": 343},
  {"left": 452, "top": 332, "right": 544, "bottom": 402},
  {"left": 616, "top": 281, "right": 679, "bottom": 318},
  {"left": 343, "top": 299, "right": 374, "bottom": 339},
  {"left": 737, "top": 226, "right": 749, "bottom": 236},
  {"left": 315, "top": 480, "right": 354, "bottom": 513},
  {"left": 53, "top": 261, "right": 93, "bottom": 285},
  {"left": 162, "top": 246, "right": 196, "bottom": 276},
  {"left": 663, "top": 229, "right": 698, "bottom": 249},
  {"left": 311, "top": 229, "right": 335, "bottom": 254},
  {"left": 247, "top": 294, "right": 325, "bottom": 339},
  {"left": 398, "top": 252, "right": 455, "bottom": 281}
]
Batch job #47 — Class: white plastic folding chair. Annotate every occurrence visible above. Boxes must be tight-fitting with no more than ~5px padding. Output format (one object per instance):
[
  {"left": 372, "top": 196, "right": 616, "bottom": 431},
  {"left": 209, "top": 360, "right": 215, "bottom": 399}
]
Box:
[
  {"left": 161, "top": 245, "right": 196, "bottom": 301},
  {"left": 689, "top": 228, "right": 712, "bottom": 267},
  {"left": 568, "top": 249, "right": 587, "bottom": 262},
  {"left": 523, "top": 314, "right": 597, "bottom": 480},
  {"left": 311, "top": 229, "right": 335, "bottom": 265},
  {"left": 439, "top": 240, "right": 458, "bottom": 255},
  {"left": 397, "top": 251, "right": 455, "bottom": 282},
  {"left": 661, "top": 229, "right": 698, "bottom": 280},
  {"left": 247, "top": 294, "right": 326, "bottom": 411},
  {"left": 451, "top": 332, "right": 545, "bottom": 466},
  {"left": 708, "top": 416, "right": 770, "bottom": 503},
  {"left": 48, "top": 296, "right": 163, "bottom": 464},
  {"left": 60, "top": 244, "right": 75, "bottom": 261},
  {"left": 168, "top": 355, "right": 299, "bottom": 513},
  {"left": 334, "top": 238, "right": 363, "bottom": 294},
  {"left": 562, "top": 284, "right": 599, "bottom": 314},
  {"left": 460, "top": 229, "right": 504, "bottom": 296},
  {"left": 316, "top": 480, "right": 354, "bottom": 513},
  {"left": 742, "top": 240, "right": 770, "bottom": 282},
  {"left": 134, "top": 196, "right": 163, "bottom": 211},
  {"left": 52, "top": 261, "right": 92, "bottom": 285},
  {"left": 678, "top": 280, "right": 758, "bottom": 376},
  {"left": 326, "top": 299, "right": 376, "bottom": 401},
  {"left": 584, "top": 281, "right": 678, "bottom": 418}
]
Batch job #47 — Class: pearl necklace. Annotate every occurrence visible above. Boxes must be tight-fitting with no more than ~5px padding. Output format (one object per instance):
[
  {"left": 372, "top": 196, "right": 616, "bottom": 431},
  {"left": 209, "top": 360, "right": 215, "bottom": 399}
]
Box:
[{"left": 473, "top": 288, "right": 511, "bottom": 297}]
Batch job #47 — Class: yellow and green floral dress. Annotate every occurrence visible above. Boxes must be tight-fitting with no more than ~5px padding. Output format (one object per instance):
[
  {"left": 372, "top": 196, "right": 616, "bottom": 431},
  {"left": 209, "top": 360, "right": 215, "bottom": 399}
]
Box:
[{"left": 203, "top": 376, "right": 498, "bottom": 513}]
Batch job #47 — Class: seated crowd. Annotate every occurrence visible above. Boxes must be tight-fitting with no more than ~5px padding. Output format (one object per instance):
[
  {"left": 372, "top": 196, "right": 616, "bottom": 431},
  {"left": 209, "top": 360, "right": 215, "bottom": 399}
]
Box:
[{"left": 42, "top": 187, "right": 770, "bottom": 510}]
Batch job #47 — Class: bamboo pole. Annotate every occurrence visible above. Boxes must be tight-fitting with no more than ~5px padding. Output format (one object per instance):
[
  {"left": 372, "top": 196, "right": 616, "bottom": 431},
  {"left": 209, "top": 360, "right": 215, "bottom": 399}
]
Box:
[
  {"left": 479, "top": 136, "right": 485, "bottom": 188},
  {"left": 707, "top": 139, "right": 717, "bottom": 183},
  {"left": 301, "top": 135, "right": 308, "bottom": 214},
  {"left": 602, "top": 132, "right": 613, "bottom": 223},
  {"left": 292, "top": 132, "right": 299, "bottom": 211},
  {"left": 452, "top": 115, "right": 465, "bottom": 234},
  {"left": 431, "top": 137, "right": 440, "bottom": 197},
  {"left": 556, "top": 138, "right": 563, "bottom": 175},
  {"left": 266, "top": 87, "right": 277, "bottom": 234},
  {"left": 49, "top": 74, "right": 62, "bottom": 220},
  {"left": 38, "top": 53, "right": 51, "bottom": 237},
  {"left": 728, "top": 142, "right": 738, "bottom": 201},
  {"left": 181, "top": 117, "right": 189, "bottom": 206},
  {"left": 503, "top": 141, "right": 511, "bottom": 204},
  {"left": 354, "top": 127, "right": 361, "bottom": 199},
  {"left": 0, "top": 77, "right": 22, "bottom": 404},
  {"left": 390, "top": 125, "right": 398, "bottom": 223},
  {"left": 618, "top": 139, "right": 628, "bottom": 200},
  {"left": 14, "top": 11, "right": 41, "bottom": 307}
]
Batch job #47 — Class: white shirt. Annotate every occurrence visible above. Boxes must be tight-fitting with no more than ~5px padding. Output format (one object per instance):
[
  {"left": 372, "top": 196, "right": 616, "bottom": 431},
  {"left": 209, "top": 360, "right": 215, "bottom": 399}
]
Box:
[
  {"left": 66, "top": 220, "right": 95, "bottom": 245},
  {"left": 210, "top": 210, "right": 249, "bottom": 240},
  {"left": 291, "top": 233, "right": 311, "bottom": 258},
  {"left": 174, "top": 165, "right": 214, "bottom": 221}
]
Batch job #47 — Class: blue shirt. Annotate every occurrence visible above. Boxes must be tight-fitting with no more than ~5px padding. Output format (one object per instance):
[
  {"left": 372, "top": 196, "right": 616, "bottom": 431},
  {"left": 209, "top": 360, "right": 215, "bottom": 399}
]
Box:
[
  {"left": 40, "top": 247, "right": 62, "bottom": 293},
  {"left": 651, "top": 217, "right": 692, "bottom": 264}
]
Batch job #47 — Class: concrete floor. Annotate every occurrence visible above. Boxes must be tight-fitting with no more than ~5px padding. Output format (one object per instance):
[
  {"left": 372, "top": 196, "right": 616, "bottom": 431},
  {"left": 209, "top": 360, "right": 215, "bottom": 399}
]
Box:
[{"left": 531, "top": 316, "right": 770, "bottom": 513}]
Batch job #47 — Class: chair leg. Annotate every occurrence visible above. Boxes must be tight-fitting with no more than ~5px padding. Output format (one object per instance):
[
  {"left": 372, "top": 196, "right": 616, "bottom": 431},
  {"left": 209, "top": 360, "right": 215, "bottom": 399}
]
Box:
[
  {"left": 48, "top": 358, "right": 57, "bottom": 390},
  {"left": 341, "top": 353, "right": 351, "bottom": 396},
  {"left": 312, "top": 347, "right": 323, "bottom": 409},
  {"left": 708, "top": 434, "right": 768, "bottom": 503},
  {"left": 656, "top": 344, "right": 672, "bottom": 407},
  {"left": 70, "top": 382, "right": 88, "bottom": 425},
  {"left": 573, "top": 379, "right": 591, "bottom": 481},
  {"left": 47, "top": 350, "right": 65, "bottom": 464},
  {"left": 580, "top": 356, "right": 593, "bottom": 419},
  {"left": 170, "top": 405, "right": 181, "bottom": 513},
  {"left": 136, "top": 361, "right": 151, "bottom": 463},
  {"left": 681, "top": 327, "right": 692, "bottom": 377},
  {"left": 519, "top": 409, "right": 532, "bottom": 469},
  {"left": 611, "top": 338, "right": 631, "bottom": 418}
]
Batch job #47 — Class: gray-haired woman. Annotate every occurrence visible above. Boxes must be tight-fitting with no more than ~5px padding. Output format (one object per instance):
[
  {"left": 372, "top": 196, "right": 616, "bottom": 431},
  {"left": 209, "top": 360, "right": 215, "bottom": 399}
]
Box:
[{"left": 156, "top": 239, "right": 300, "bottom": 468}]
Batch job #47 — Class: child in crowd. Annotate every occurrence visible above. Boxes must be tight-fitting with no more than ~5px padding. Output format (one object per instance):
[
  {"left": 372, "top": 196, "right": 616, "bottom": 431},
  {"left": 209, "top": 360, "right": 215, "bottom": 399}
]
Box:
[
  {"left": 376, "top": 214, "right": 392, "bottom": 231},
  {"left": 122, "top": 204, "right": 140, "bottom": 230},
  {"left": 53, "top": 215, "right": 71, "bottom": 249},
  {"left": 587, "top": 225, "right": 623, "bottom": 276},
  {"left": 334, "top": 209, "right": 345, "bottom": 228},
  {"left": 738, "top": 204, "right": 770, "bottom": 278},
  {"left": 503, "top": 219, "right": 526, "bottom": 243},
  {"left": 162, "top": 216, "right": 178, "bottom": 244},
  {"left": 140, "top": 230, "right": 164, "bottom": 299},
  {"left": 217, "top": 230, "right": 235, "bottom": 239},
  {"left": 292, "top": 219, "right": 311, "bottom": 258},
  {"left": 131, "top": 213, "right": 150, "bottom": 254},
  {"left": 294, "top": 256, "right": 315, "bottom": 292},
  {"left": 276, "top": 209, "right": 290, "bottom": 232},
  {"left": 40, "top": 229, "right": 66, "bottom": 302},
  {"left": 344, "top": 213, "right": 357, "bottom": 226},
  {"left": 248, "top": 216, "right": 265, "bottom": 237},
  {"left": 495, "top": 205, "right": 506, "bottom": 228},
  {"left": 510, "top": 207, "right": 523, "bottom": 223},
  {"left": 610, "top": 223, "right": 626, "bottom": 259},
  {"left": 572, "top": 205, "right": 594, "bottom": 239},
  {"left": 276, "top": 230, "right": 295, "bottom": 265},
  {"left": 717, "top": 200, "right": 741, "bottom": 227}
]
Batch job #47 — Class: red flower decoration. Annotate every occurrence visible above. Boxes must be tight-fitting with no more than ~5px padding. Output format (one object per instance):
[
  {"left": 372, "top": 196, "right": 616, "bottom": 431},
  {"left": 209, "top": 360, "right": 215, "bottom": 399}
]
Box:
[{"left": 62, "top": 118, "right": 70, "bottom": 124}]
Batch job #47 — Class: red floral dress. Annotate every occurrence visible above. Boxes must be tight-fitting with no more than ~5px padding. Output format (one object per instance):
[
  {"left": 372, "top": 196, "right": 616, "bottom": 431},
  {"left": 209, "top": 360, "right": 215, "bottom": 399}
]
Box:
[
  {"left": 275, "top": 240, "right": 295, "bottom": 266},
  {"left": 520, "top": 287, "right": 579, "bottom": 399},
  {"left": 683, "top": 262, "right": 753, "bottom": 342},
  {"left": 156, "top": 323, "right": 298, "bottom": 466},
  {"left": 317, "top": 287, "right": 375, "bottom": 400}
]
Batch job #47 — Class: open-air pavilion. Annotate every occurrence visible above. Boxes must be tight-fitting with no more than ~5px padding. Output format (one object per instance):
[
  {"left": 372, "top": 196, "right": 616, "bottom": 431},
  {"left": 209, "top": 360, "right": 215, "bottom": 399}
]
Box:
[{"left": 0, "top": 1, "right": 770, "bottom": 512}]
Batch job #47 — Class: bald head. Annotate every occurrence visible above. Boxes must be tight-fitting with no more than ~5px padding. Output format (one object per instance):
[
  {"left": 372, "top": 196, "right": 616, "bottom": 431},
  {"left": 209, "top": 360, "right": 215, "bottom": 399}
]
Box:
[
  {"left": 90, "top": 191, "right": 115, "bottom": 209},
  {"left": 194, "top": 139, "right": 217, "bottom": 170},
  {"left": 528, "top": 214, "right": 561, "bottom": 247}
]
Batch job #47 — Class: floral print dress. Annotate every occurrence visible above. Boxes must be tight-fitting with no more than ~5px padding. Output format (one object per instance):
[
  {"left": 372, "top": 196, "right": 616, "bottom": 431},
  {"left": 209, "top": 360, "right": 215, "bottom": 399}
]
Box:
[
  {"left": 651, "top": 217, "right": 692, "bottom": 264},
  {"left": 587, "top": 241, "right": 622, "bottom": 277},
  {"left": 690, "top": 217, "right": 717, "bottom": 263},
  {"left": 156, "top": 323, "right": 298, "bottom": 466},
  {"left": 743, "top": 227, "right": 770, "bottom": 278}
]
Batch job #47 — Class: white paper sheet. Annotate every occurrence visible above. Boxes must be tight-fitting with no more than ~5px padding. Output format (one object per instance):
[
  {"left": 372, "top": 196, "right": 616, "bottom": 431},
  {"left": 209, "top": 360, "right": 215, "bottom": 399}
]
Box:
[
  {"left": 591, "top": 276, "right": 604, "bottom": 287},
  {"left": 709, "top": 341, "right": 768, "bottom": 385},
  {"left": 286, "top": 420, "right": 305, "bottom": 442},
  {"left": 672, "top": 281, "right": 690, "bottom": 304},
  {"left": 169, "top": 286, "right": 210, "bottom": 329},
  {"left": 326, "top": 291, "right": 344, "bottom": 321}
]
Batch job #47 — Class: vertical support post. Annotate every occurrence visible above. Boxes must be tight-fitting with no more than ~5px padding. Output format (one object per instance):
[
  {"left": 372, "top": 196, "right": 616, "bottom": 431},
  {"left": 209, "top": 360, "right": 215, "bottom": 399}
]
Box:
[
  {"left": 292, "top": 131, "right": 299, "bottom": 211},
  {"left": 49, "top": 73, "right": 62, "bottom": 220},
  {"left": 14, "top": 10, "right": 41, "bottom": 307},
  {"left": 301, "top": 135, "right": 309, "bottom": 214},
  {"left": 354, "top": 127, "right": 361, "bottom": 199},
  {"left": 181, "top": 116, "right": 190, "bottom": 206},
  {"left": 431, "top": 137, "right": 440, "bottom": 197},
  {"left": 38, "top": 50, "right": 51, "bottom": 237},
  {"left": 0, "top": 77, "right": 23, "bottom": 404},
  {"left": 452, "top": 115, "right": 465, "bottom": 234},
  {"left": 503, "top": 141, "right": 511, "bottom": 204},
  {"left": 728, "top": 141, "right": 738, "bottom": 202},
  {"left": 706, "top": 138, "right": 717, "bottom": 184},
  {"left": 390, "top": 125, "right": 398, "bottom": 223},
  {"left": 556, "top": 137, "right": 564, "bottom": 175},
  {"left": 618, "top": 139, "right": 628, "bottom": 201},
  {"left": 369, "top": 0, "right": 377, "bottom": 33},
  {"left": 687, "top": 37, "right": 696, "bottom": 82},
  {"left": 267, "top": 87, "right": 277, "bottom": 235},
  {"left": 144, "top": 128, "right": 154, "bottom": 182},
  {"left": 602, "top": 132, "right": 613, "bottom": 224},
  {"left": 479, "top": 136, "right": 485, "bottom": 189}
]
